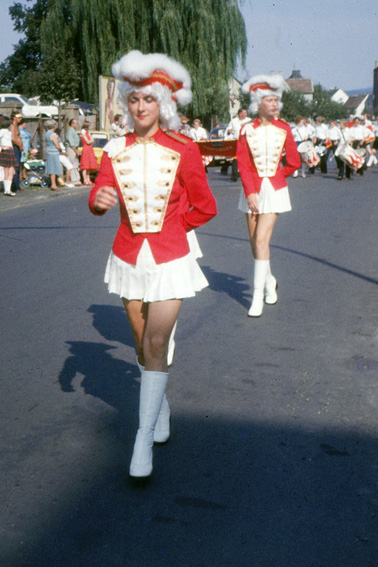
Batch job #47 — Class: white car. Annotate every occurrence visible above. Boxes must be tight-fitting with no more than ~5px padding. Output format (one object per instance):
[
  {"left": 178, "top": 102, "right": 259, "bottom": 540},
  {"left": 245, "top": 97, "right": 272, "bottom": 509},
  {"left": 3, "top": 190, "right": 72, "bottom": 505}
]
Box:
[{"left": 0, "top": 94, "right": 58, "bottom": 118}]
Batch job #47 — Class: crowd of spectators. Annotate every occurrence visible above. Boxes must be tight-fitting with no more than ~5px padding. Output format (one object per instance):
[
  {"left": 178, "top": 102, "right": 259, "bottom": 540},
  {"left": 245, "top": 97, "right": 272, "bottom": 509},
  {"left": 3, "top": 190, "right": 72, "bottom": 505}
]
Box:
[{"left": 1, "top": 107, "right": 377, "bottom": 197}]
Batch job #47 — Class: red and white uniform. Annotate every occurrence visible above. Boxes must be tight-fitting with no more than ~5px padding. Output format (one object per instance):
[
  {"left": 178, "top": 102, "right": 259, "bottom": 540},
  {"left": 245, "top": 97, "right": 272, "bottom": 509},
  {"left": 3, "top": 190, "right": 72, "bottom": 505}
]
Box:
[
  {"left": 89, "top": 129, "right": 216, "bottom": 301},
  {"left": 236, "top": 118, "right": 300, "bottom": 214},
  {"left": 89, "top": 128, "right": 216, "bottom": 266}
]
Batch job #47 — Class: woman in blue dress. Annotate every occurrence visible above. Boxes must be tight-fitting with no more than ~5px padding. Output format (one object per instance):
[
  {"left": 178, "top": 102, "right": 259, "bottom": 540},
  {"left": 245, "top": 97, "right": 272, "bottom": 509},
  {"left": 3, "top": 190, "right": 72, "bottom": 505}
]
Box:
[{"left": 44, "top": 119, "right": 63, "bottom": 190}]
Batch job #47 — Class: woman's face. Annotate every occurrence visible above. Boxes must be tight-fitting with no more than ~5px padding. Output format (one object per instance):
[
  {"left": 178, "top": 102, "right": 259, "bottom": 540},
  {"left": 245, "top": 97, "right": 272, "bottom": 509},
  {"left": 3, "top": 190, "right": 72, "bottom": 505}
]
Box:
[
  {"left": 128, "top": 91, "right": 160, "bottom": 136},
  {"left": 259, "top": 96, "right": 279, "bottom": 121}
]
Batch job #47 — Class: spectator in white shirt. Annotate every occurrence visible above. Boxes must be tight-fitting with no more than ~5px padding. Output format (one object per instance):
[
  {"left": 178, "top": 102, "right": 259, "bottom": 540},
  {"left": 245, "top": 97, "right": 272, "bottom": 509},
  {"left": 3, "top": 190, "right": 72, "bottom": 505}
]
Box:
[
  {"left": 110, "top": 114, "right": 126, "bottom": 136},
  {"left": 222, "top": 108, "right": 250, "bottom": 180},
  {"left": 225, "top": 108, "right": 249, "bottom": 139},
  {"left": 189, "top": 119, "right": 208, "bottom": 141}
]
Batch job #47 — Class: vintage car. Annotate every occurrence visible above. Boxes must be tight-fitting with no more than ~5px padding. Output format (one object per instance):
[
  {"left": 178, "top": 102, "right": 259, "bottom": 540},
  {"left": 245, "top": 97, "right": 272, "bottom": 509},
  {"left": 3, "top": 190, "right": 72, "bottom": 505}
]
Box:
[{"left": 0, "top": 94, "right": 58, "bottom": 118}]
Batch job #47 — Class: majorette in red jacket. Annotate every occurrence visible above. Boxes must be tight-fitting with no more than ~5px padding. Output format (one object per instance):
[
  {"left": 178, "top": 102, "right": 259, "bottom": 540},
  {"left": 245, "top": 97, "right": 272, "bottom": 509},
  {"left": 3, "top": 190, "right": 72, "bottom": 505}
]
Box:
[
  {"left": 88, "top": 128, "right": 217, "bottom": 265},
  {"left": 236, "top": 117, "right": 301, "bottom": 196}
]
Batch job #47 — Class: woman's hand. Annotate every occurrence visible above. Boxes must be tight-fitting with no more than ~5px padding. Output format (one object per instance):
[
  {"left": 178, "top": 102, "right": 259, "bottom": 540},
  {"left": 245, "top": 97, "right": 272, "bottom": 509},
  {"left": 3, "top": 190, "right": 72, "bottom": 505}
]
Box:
[
  {"left": 247, "top": 193, "right": 259, "bottom": 214},
  {"left": 93, "top": 186, "right": 118, "bottom": 213}
]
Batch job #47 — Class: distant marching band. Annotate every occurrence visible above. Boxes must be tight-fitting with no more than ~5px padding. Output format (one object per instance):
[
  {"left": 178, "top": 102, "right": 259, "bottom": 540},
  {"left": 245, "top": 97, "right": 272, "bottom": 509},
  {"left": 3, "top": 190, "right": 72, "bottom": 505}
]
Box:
[{"left": 193, "top": 112, "right": 378, "bottom": 182}]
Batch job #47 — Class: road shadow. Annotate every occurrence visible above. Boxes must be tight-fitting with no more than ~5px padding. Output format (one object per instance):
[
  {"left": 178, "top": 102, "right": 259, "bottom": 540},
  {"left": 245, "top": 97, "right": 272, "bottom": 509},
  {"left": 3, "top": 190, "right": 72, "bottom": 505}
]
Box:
[
  {"left": 58, "top": 340, "right": 139, "bottom": 414},
  {"left": 201, "top": 265, "right": 251, "bottom": 309},
  {"left": 272, "top": 244, "right": 378, "bottom": 285},
  {"left": 5, "top": 415, "right": 378, "bottom": 567},
  {"left": 87, "top": 304, "right": 135, "bottom": 346}
]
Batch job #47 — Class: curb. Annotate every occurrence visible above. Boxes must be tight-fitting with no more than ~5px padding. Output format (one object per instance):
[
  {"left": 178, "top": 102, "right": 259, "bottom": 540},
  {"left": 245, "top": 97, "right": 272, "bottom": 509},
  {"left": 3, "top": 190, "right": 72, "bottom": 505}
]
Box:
[{"left": 0, "top": 185, "right": 91, "bottom": 212}]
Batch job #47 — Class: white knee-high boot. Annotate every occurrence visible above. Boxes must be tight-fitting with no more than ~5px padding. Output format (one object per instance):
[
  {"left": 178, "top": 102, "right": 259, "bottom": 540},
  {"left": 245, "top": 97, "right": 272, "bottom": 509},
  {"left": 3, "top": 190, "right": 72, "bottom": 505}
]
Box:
[
  {"left": 130, "top": 370, "right": 168, "bottom": 477},
  {"left": 136, "top": 357, "right": 171, "bottom": 444},
  {"left": 265, "top": 261, "right": 278, "bottom": 305},
  {"left": 248, "top": 260, "right": 269, "bottom": 317}
]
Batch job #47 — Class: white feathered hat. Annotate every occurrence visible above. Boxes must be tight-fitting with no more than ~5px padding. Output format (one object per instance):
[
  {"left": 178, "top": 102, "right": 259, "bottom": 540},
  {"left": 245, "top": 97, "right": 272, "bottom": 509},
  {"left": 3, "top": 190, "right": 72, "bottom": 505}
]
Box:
[
  {"left": 112, "top": 50, "right": 192, "bottom": 106},
  {"left": 112, "top": 50, "right": 192, "bottom": 131},
  {"left": 242, "top": 74, "right": 286, "bottom": 114}
]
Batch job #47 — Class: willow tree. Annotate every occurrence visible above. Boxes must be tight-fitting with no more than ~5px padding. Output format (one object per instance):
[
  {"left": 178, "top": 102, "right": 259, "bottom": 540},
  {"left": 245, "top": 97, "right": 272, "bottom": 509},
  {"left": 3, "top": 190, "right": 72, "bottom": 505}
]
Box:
[{"left": 40, "top": 0, "right": 247, "bottom": 120}]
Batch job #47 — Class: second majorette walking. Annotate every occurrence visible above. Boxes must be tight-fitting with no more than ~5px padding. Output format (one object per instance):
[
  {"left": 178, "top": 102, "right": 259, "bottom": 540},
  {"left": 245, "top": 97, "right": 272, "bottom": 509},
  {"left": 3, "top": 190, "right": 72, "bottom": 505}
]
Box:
[
  {"left": 88, "top": 50, "right": 217, "bottom": 479},
  {"left": 236, "top": 74, "right": 300, "bottom": 317}
]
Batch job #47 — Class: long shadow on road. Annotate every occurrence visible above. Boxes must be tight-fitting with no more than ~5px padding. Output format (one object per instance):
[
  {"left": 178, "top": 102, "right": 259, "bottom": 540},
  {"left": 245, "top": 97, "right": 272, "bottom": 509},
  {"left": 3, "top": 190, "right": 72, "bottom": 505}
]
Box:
[
  {"left": 272, "top": 245, "right": 378, "bottom": 286},
  {"left": 8, "top": 301, "right": 377, "bottom": 567},
  {"left": 6, "top": 413, "right": 378, "bottom": 567}
]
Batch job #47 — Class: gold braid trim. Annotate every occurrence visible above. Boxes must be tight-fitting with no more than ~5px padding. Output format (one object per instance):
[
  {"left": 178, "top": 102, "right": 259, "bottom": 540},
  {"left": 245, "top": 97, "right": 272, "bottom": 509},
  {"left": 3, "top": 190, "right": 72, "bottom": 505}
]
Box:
[{"left": 165, "top": 131, "right": 189, "bottom": 145}]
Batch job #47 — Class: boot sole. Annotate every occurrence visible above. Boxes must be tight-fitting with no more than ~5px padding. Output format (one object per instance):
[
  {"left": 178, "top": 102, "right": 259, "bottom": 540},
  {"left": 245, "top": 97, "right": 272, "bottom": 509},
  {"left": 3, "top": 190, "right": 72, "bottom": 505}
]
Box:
[
  {"left": 154, "top": 416, "right": 171, "bottom": 444},
  {"left": 129, "top": 475, "right": 152, "bottom": 487},
  {"left": 154, "top": 434, "right": 170, "bottom": 446}
]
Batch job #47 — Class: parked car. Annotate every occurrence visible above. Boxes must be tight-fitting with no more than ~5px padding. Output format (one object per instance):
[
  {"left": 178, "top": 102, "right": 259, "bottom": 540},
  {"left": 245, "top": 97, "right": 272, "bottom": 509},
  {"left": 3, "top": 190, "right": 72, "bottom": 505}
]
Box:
[
  {"left": 209, "top": 124, "right": 228, "bottom": 140},
  {"left": 0, "top": 94, "right": 58, "bottom": 117},
  {"left": 69, "top": 100, "right": 98, "bottom": 116}
]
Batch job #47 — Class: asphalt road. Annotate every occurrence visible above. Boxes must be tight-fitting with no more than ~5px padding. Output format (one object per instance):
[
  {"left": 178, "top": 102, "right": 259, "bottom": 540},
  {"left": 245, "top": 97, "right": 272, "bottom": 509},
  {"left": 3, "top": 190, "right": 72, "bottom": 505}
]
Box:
[{"left": 1, "top": 163, "right": 378, "bottom": 567}]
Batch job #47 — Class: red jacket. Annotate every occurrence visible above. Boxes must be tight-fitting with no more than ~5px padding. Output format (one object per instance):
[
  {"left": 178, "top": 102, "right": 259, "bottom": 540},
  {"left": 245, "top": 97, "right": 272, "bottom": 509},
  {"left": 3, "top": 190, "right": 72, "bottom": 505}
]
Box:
[
  {"left": 89, "top": 129, "right": 217, "bottom": 265},
  {"left": 236, "top": 118, "right": 301, "bottom": 196}
]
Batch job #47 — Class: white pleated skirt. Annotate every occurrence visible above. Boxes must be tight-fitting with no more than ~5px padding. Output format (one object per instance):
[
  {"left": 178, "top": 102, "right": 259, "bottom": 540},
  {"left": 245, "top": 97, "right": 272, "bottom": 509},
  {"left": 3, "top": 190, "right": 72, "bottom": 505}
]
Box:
[
  {"left": 187, "top": 229, "right": 202, "bottom": 259},
  {"left": 238, "top": 177, "right": 292, "bottom": 215},
  {"left": 104, "top": 236, "right": 208, "bottom": 302}
]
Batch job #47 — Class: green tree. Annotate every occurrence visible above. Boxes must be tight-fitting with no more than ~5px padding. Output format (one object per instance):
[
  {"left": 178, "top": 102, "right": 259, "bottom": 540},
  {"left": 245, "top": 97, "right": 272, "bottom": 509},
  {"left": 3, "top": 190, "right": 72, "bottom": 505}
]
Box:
[
  {"left": 43, "top": 0, "right": 247, "bottom": 120},
  {"left": 1, "top": 0, "right": 247, "bottom": 123},
  {"left": 281, "top": 90, "right": 311, "bottom": 122},
  {"left": 0, "top": 0, "right": 52, "bottom": 95},
  {"left": 30, "top": 45, "right": 82, "bottom": 126},
  {"left": 309, "top": 84, "right": 347, "bottom": 121}
]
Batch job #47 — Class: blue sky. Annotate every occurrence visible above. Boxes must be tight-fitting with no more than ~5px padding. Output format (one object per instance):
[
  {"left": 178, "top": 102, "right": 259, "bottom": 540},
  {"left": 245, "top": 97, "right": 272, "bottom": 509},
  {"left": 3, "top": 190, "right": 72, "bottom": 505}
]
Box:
[
  {"left": 238, "top": 0, "right": 377, "bottom": 91},
  {"left": 1, "top": 0, "right": 376, "bottom": 92}
]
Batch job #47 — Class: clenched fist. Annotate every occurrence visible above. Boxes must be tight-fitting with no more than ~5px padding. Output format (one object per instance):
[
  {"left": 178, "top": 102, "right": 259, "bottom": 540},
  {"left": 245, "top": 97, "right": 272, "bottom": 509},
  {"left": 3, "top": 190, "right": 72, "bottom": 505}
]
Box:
[{"left": 94, "top": 186, "right": 118, "bottom": 213}]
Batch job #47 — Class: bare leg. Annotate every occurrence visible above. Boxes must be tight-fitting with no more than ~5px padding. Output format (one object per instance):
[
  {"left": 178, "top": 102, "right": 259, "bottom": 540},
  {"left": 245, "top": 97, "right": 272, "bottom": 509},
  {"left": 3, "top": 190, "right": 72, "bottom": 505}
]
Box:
[
  {"left": 246, "top": 212, "right": 278, "bottom": 259},
  {"left": 122, "top": 298, "right": 148, "bottom": 366},
  {"left": 4, "top": 166, "right": 14, "bottom": 182},
  {"left": 143, "top": 300, "right": 182, "bottom": 372},
  {"left": 3, "top": 167, "right": 15, "bottom": 195},
  {"left": 50, "top": 174, "right": 57, "bottom": 189},
  {"left": 245, "top": 212, "right": 258, "bottom": 258}
]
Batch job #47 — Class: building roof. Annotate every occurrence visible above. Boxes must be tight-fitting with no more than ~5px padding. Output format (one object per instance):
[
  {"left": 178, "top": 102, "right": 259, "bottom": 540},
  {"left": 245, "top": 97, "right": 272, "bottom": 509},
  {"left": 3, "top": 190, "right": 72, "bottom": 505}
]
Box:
[
  {"left": 286, "top": 77, "right": 314, "bottom": 95},
  {"left": 344, "top": 94, "right": 368, "bottom": 110}
]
